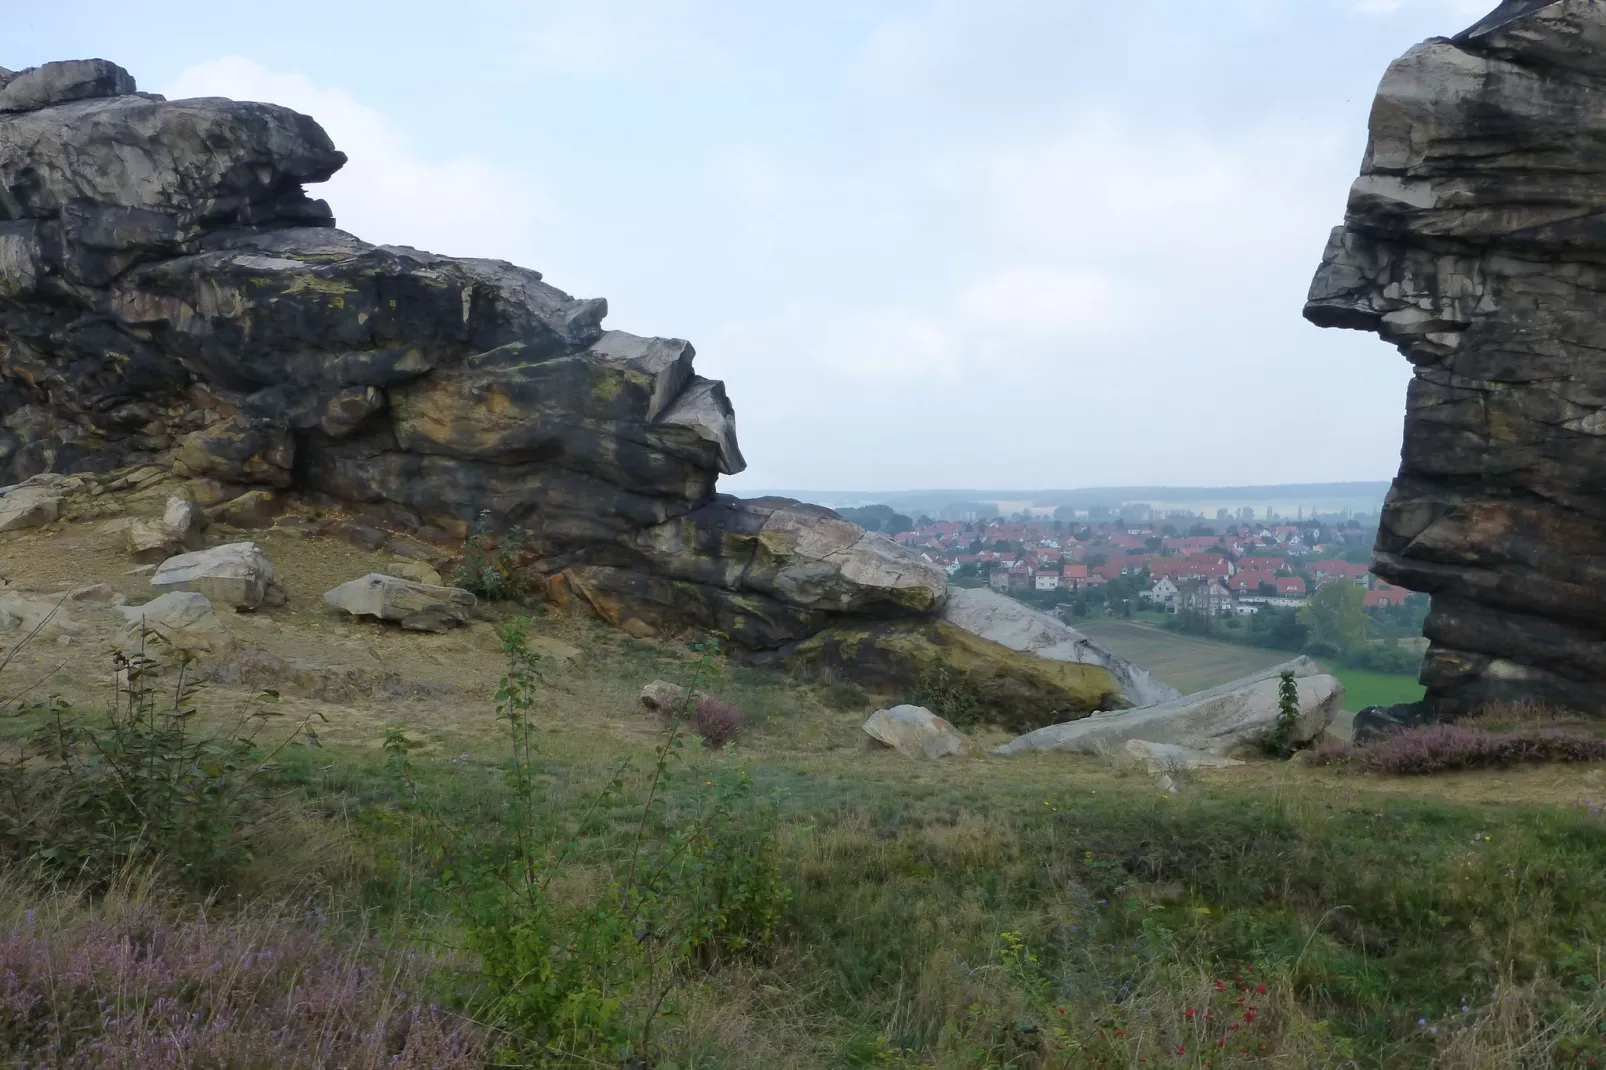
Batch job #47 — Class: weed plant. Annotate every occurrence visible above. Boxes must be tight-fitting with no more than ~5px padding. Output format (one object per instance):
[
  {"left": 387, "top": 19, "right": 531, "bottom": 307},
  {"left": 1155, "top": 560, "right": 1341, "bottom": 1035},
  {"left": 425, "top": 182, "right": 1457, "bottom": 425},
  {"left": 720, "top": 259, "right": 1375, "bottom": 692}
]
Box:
[{"left": 453, "top": 509, "right": 529, "bottom": 601}]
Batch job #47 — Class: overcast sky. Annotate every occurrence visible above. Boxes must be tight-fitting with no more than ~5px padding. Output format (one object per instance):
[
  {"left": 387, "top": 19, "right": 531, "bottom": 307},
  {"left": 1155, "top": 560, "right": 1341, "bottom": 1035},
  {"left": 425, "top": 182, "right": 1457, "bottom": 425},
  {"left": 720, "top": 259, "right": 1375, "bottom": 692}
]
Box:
[{"left": 12, "top": 0, "right": 1494, "bottom": 492}]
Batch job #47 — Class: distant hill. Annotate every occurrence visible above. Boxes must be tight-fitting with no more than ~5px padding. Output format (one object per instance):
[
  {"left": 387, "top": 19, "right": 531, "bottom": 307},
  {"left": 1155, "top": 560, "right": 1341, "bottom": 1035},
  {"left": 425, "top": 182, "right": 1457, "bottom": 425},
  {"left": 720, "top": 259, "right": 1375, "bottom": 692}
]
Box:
[{"left": 748, "top": 483, "right": 1392, "bottom": 519}]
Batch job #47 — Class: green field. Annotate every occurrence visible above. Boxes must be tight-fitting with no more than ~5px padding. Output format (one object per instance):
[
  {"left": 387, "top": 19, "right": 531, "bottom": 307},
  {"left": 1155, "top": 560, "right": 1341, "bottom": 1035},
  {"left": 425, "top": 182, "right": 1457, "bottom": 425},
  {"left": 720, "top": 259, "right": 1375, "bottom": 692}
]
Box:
[{"left": 1076, "top": 618, "right": 1425, "bottom": 709}]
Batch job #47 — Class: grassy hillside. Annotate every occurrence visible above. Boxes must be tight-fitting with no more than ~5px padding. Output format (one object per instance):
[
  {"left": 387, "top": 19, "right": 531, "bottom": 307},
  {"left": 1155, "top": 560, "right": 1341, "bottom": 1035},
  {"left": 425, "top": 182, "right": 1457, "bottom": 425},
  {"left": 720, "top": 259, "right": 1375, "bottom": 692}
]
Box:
[{"left": 1077, "top": 618, "right": 1427, "bottom": 710}]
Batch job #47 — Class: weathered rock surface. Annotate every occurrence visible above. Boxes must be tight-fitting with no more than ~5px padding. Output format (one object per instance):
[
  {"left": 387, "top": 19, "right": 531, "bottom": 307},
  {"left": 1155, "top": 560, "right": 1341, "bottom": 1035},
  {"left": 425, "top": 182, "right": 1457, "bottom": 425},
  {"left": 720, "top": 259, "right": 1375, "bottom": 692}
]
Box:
[
  {"left": 640, "top": 679, "right": 689, "bottom": 713},
  {"left": 862, "top": 705, "right": 971, "bottom": 759},
  {"left": 1120, "top": 740, "right": 1246, "bottom": 774},
  {"left": 993, "top": 659, "right": 1342, "bottom": 757},
  {"left": 119, "top": 591, "right": 231, "bottom": 652},
  {"left": 0, "top": 479, "right": 59, "bottom": 531},
  {"left": 125, "top": 494, "right": 201, "bottom": 562},
  {"left": 1306, "top": 0, "right": 1606, "bottom": 715},
  {"left": 151, "top": 542, "right": 277, "bottom": 610},
  {"left": 324, "top": 573, "right": 475, "bottom": 632},
  {"left": 942, "top": 587, "right": 1180, "bottom": 709}
]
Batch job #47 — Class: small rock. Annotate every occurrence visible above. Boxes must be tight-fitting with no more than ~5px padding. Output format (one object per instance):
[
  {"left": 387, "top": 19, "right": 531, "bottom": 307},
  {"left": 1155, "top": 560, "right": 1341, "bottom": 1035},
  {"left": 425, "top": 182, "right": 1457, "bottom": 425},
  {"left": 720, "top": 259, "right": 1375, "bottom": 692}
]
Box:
[
  {"left": 67, "top": 583, "right": 123, "bottom": 604},
  {"left": 387, "top": 561, "right": 443, "bottom": 587},
  {"left": 641, "top": 679, "right": 689, "bottom": 713},
  {"left": 55, "top": 634, "right": 72, "bottom": 647},
  {"left": 324, "top": 573, "right": 475, "bottom": 632},
  {"left": 0, "top": 484, "right": 61, "bottom": 532},
  {"left": 331, "top": 521, "right": 386, "bottom": 550},
  {"left": 151, "top": 542, "right": 278, "bottom": 610},
  {"left": 213, "top": 489, "right": 279, "bottom": 529},
  {"left": 185, "top": 478, "right": 233, "bottom": 507},
  {"left": 119, "top": 591, "right": 233, "bottom": 653},
  {"left": 125, "top": 494, "right": 203, "bottom": 562},
  {"left": 125, "top": 563, "right": 159, "bottom": 576},
  {"left": 383, "top": 533, "right": 441, "bottom": 563},
  {"left": 621, "top": 617, "right": 657, "bottom": 639},
  {"left": 863, "top": 705, "right": 972, "bottom": 759},
  {"left": 1157, "top": 774, "right": 1179, "bottom": 794}
]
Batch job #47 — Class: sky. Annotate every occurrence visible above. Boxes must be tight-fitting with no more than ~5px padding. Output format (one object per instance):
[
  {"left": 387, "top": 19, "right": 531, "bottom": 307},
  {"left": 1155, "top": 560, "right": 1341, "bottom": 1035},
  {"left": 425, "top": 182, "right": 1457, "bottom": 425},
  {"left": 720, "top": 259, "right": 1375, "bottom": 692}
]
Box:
[{"left": 10, "top": 0, "right": 1496, "bottom": 493}]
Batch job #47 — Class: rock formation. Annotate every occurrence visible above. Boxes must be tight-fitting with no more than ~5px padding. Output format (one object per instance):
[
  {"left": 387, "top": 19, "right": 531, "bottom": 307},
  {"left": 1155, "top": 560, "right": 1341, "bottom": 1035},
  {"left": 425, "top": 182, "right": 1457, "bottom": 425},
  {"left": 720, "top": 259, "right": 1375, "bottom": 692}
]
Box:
[
  {"left": 1306, "top": 0, "right": 1606, "bottom": 716},
  {"left": 0, "top": 57, "right": 1166, "bottom": 722}
]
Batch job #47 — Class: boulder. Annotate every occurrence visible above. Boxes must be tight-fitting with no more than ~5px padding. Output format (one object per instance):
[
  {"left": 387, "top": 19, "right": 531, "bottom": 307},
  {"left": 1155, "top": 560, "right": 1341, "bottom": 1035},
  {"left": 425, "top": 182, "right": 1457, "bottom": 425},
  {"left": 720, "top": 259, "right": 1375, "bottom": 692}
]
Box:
[
  {"left": 0, "top": 592, "right": 76, "bottom": 638},
  {"left": 1305, "top": 0, "right": 1606, "bottom": 715},
  {"left": 324, "top": 573, "right": 475, "bottom": 632},
  {"left": 387, "top": 561, "right": 443, "bottom": 587},
  {"left": 942, "top": 587, "right": 1179, "bottom": 708},
  {"left": 212, "top": 489, "right": 280, "bottom": 529},
  {"left": 777, "top": 617, "right": 1125, "bottom": 732},
  {"left": 640, "top": 679, "right": 689, "bottom": 713},
  {"left": 993, "top": 659, "right": 1343, "bottom": 757},
  {"left": 863, "top": 705, "right": 971, "bottom": 759},
  {"left": 124, "top": 494, "right": 202, "bottom": 562},
  {"left": 0, "top": 483, "right": 59, "bottom": 532},
  {"left": 151, "top": 542, "right": 277, "bottom": 610},
  {"left": 1120, "top": 740, "right": 1245, "bottom": 774},
  {"left": 119, "top": 591, "right": 232, "bottom": 653}
]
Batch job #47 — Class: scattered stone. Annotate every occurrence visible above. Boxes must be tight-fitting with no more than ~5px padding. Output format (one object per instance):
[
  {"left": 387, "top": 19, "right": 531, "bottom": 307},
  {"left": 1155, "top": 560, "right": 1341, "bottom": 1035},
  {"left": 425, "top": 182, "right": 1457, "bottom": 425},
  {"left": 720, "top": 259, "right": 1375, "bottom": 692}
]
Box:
[
  {"left": 125, "top": 494, "right": 202, "bottom": 562},
  {"left": 383, "top": 533, "right": 441, "bottom": 563},
  {"left": 184, "top": 478, "right": 233, "bottom": 507},
  {"left": 55, "top": 634, "right": 71, "bottom": 647},
  {"left": 67, "top": 583, "right": 123, "bottom": 604},
  {"left": 212, "top": 489, "right": 279, "bottom": 529},
  {"left": 862, "top": 705, "right": 972, "bottom": 759},
  {"left": 621, "top": 618, "right": 657, "bottom": 639},
  {"left": 1157, "top": 774, "right": 1179, "bottom": 795},
  {"left": 387, "top": 561, "right": 443, "bottom": 587},
  {"left": 640, "top": 679, "right": 689, "bottom": 713},
  {"left": 1121, "top": 739, "right": 1246, "bottom": 774},
  {"left": 151, "top": 542, "right": 278, "bottom": 610},
  {"left": 0, "top": 592, "right": 75, "bottom": 636},
  {"left": 993, "top": 659, "right": 1343, "bottom": 758},
  {"left": 324, "top": 573, "right": 475, "bottom": 632},
  {"left": 1353, "top": 702, "right": 1435, "bottom": 743},
  {"left": 119, "top": 591, "right": 232, "bottom": 653},
  {"left": 0, "top": 482, "right": 61, "bottom": 532}
]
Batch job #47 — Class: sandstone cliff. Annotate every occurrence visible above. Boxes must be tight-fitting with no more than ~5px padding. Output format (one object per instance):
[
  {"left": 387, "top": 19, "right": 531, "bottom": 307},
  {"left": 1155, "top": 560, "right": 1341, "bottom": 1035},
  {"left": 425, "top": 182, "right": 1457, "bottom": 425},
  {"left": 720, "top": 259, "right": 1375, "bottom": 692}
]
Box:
[
  {"left": 1306, "top": 0, "right": 1606, "bottom": 715},
  {"left": 0, "top": 58, "right": 1159, "bottom": 720}
]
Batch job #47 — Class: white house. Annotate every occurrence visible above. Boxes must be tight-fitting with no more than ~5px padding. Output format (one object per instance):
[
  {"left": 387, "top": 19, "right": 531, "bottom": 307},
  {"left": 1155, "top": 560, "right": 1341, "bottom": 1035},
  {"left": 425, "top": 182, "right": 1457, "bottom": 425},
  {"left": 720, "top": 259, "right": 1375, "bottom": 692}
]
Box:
[
  {"left": 1146, "top": 576, "right": 1180, "bottom": 612},
  {"left": 1035, "top": 572, "right": 1060, "bottom": 592}
]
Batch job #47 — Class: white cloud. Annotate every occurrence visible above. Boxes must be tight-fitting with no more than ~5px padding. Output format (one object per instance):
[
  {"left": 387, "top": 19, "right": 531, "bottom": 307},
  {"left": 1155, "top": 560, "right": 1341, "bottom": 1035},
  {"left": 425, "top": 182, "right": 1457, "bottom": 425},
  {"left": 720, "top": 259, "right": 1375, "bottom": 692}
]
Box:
[
  {"left": 957, "top": 267, "right": 1121, "bottom": 336},
  {"left": 521, "top": 0, "right": 713, "bottom": 76},
  {"left": 162, "top": 57, "right": 548, "bottom": 261}
]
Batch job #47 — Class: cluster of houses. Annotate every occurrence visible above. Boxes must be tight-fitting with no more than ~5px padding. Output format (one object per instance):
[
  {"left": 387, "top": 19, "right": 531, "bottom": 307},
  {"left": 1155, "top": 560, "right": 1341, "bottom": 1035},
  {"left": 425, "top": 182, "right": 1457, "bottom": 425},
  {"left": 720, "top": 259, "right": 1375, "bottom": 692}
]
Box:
[{"left": 886, "top": 517, "right": 1412, "bottom": 616}]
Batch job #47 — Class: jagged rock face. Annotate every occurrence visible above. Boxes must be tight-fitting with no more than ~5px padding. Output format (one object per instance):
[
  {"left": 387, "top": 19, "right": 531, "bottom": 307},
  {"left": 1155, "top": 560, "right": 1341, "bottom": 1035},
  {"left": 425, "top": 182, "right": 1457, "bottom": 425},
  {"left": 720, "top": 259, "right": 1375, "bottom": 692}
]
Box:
[
  {"left": 1306, "top": 0, "right": 1606, "bottom": 715},
  {"left": 0, "top": 58, "right": 947, "bottom": 651}
]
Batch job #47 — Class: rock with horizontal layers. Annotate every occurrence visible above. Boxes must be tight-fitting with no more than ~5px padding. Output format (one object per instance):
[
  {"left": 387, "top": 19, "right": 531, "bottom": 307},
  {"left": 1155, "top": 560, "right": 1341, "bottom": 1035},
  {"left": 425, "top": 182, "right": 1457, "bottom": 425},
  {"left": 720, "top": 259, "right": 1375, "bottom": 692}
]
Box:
[
  {"left": 119, "top": 590, "right": 231, "bottom": 653},
  {"left": 386, "top": 561, "right": 443, "bottom": 587},
  {"left": 863, "top": 705, "right": 971, "bottom": 759},
  {"left": 1305, "top": 0, "right": 1606, "bottom": 715},
  {"left": 0, "top": 57, "right": 959, "bottom": 666},
  {"left": 993, "top": 659, "right": 1342, "bottom": 757},
  {"left": 151, "top": 542, "right": 277, "bottom": 610},
  {"left": 324, "top": 573, "right": 475, "bottom": 632},
  {"left": 942, "top": 587, "right": 1180, "bottom": 708}
]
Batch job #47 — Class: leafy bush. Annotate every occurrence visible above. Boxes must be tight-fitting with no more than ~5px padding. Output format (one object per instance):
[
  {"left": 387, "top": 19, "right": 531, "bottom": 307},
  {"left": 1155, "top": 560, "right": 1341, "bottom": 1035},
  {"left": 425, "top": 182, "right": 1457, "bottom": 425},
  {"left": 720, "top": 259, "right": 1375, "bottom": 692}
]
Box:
[
  {"left": 909, "top": 666, "right": 985, "bottom": 728},
  {"left": 1302, "top": 723, "right": 1606, "bottom": 775},
  {"left": 692, "top": 695, "right": 745, "bottom": 748},
  {"left": 452, "top": 509, "right": 528, "bottom": 601},
  {"left": 1260, "top": 670, "right": 1301, "bottom": 758},
  {"left": 0, "top": 887, "right": 481, "bottom": 1067},
  {"left": 389, "top": 621, "right": 789, "bottom": 1065},
  {"left": 0, "top": 635, "right": 320, "bottom": 891}
]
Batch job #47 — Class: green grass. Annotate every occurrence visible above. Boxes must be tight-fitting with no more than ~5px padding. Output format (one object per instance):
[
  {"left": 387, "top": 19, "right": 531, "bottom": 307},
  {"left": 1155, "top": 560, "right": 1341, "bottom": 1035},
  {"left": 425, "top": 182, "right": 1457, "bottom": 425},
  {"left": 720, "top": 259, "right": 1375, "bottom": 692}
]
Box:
[{"left": 1325, "top": 666, "right": 1427, "bottom": 709}]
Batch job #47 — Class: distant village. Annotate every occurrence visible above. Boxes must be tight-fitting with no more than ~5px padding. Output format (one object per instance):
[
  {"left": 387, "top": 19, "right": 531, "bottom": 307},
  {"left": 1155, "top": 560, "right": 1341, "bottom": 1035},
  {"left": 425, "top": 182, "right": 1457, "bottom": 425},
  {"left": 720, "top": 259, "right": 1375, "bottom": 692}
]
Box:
[{"left": 865, "top": 509, "right": 1411, "bottom": 618}]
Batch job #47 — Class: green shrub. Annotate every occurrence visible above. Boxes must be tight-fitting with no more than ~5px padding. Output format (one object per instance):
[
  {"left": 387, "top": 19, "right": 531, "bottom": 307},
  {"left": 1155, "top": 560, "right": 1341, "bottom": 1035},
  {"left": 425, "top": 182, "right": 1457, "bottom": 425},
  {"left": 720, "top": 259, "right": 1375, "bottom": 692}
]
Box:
[
  {"left": 909, "top": 666, "right": 985, "bottom": 728},
  {"left": 390, "top": 622, "right": 791, "bottom": 1065},
  {"left": 1259, "top": 670, "right": 1301, "bottom": 758},
  {"left": 453, "top": 510, "right": 529, "bottom": 601},
  {"left": 0, "top": 634, "right": 320, "bottom": 891}
]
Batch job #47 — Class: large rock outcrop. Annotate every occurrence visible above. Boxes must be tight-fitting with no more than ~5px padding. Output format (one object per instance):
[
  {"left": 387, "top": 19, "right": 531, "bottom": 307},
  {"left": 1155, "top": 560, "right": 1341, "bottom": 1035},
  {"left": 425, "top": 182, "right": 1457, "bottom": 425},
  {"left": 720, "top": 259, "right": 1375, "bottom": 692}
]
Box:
[
  {"left": 0, "top": 58, "right": 1160, "bottom": 719},
  {"left": 1306, "top": 0, "right": 1606, "bottom": 716}
]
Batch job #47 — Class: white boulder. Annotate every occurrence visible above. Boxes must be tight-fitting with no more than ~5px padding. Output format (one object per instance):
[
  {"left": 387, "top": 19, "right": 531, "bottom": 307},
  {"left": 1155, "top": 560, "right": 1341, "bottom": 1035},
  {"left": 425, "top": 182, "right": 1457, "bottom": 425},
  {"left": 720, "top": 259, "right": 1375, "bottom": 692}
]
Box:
[
  {"left": 125, "top": 494, "right": 202, "bottom": 562},
  {"left": 151, "top": 542, "right": 277, "bottom": 610},
  {"left": 941, "top": 587, "right": 1180, "bottom": 708},
  {"left": 324, "top": 573, "right": 475, "bottom": 632},
  {"left": 118, "top": 591, "right": 232, "bottom": 653},
  {"left": 863, "top": 704, "right": 972, "bottom": 759},
  {"left": 993, "top": 658, "right": 1342, "bottom": 758},
  {"left": 0, "top": 481, "right": 62, "bottom": 532}
]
